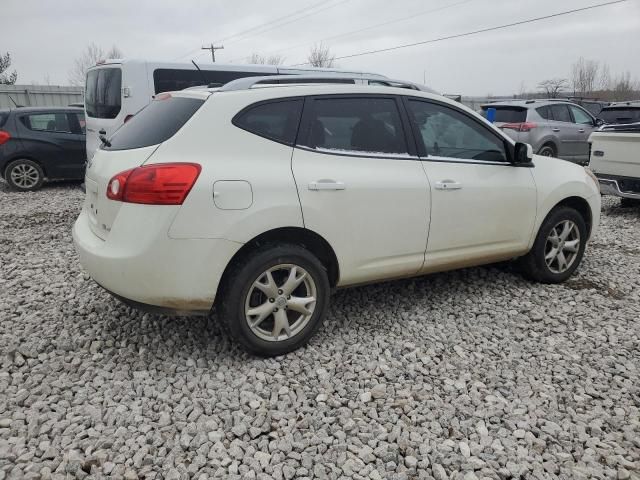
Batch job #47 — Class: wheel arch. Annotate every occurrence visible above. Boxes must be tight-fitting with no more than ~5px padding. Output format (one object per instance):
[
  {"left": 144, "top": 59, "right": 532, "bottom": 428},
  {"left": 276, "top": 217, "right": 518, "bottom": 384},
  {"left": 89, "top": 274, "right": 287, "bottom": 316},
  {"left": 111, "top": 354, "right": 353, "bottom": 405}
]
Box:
[
  {"left": 550, "top": 195, "right": 593, "bottom": 238},
  {"left": 215, "top": 226, "right": 340, "bottom": 304}
]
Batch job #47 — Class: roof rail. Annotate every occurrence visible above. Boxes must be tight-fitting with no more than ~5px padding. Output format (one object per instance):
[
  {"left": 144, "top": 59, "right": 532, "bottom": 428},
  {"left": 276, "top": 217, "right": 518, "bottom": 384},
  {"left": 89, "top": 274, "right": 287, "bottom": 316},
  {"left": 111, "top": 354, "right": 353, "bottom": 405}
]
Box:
[{"left": 218, "top": 74, "right": 438, "bottom": 94}]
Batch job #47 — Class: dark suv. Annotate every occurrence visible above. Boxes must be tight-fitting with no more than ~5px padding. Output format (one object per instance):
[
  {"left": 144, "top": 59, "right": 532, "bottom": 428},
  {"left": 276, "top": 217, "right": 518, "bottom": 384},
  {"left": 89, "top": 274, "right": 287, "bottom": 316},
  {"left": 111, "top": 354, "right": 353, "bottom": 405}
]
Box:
[{"left": 0, "top": 107, "right": 86, "bottom": 191}]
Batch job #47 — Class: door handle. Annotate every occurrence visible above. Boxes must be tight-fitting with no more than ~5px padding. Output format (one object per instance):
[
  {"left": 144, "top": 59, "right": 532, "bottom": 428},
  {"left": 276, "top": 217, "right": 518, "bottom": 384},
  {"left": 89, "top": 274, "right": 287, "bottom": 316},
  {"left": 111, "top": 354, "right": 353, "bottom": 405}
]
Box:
[
  {"left": 434, "top": 180, "right": 462, "bottom": 191},
  {"left": 98, "top": 129, "right": 106, "bottom": 135},
  {"left": 552, "top": 128, "right": 560, "bottom": 132},
  {"left": 578, "top": 129, "right": 585, "bottom": 133},
  {"left": 308, "top": 180, "right": 346, "bottom": 191}
]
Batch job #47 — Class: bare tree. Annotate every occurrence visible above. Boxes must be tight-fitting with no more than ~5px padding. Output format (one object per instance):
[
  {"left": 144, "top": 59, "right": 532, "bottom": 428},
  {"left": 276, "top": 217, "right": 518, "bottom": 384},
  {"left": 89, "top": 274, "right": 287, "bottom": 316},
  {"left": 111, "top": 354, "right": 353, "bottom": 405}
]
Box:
[
  {"left": 599, "top": 62, "right": 611, "bottom": 91},
  {"left": 571, "top": 57, "right": 600, "bottom": 96},
  {"left": 612, "top": 72, "right": 636, "bottom": 101},
  {"left": 307, "top": 43, "right": 335, "bottom": 68},
  {"left": 537, "top": 78, "right": 568, "bottom": 98},
  {"left": 0, "top": 52, "right": 18, "bottom": 85},
  {"left": 68, "top": 43, "right": 123, "bottom": 86},
  {"left": 248, "top": 53, "right": 285, "bottom": 65}
]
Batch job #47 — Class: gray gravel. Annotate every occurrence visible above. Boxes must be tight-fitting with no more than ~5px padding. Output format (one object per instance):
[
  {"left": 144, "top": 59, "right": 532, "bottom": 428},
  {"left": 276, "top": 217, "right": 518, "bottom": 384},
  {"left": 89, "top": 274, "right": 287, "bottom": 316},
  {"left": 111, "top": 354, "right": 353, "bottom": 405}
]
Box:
[{"left": 1, "top": 181, "right": 639, "bottom": 480}]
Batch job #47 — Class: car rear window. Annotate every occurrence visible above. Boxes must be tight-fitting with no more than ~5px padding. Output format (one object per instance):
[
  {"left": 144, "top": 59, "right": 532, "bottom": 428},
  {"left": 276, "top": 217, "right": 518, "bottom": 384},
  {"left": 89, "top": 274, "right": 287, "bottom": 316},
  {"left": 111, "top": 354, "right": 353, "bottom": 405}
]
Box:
[
  {"left": 104, "top": 95, "right": 204, "bottom": 151},
  {"left": 481, "top": 106, "right": 527, "bottom": 123},
  {"left": 599, "top": 108, "right": 640, "bottom": 124},
  {"left": 85, "top": 68, "right": 122, "bottom": 119}
]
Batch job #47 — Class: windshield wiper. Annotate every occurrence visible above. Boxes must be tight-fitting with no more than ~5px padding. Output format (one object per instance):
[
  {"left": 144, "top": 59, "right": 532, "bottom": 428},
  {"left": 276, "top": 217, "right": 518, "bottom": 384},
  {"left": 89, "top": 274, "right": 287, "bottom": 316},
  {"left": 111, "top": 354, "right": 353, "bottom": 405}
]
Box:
[{"left": 99, "top": 134, "right": 111, "bottom": 148}]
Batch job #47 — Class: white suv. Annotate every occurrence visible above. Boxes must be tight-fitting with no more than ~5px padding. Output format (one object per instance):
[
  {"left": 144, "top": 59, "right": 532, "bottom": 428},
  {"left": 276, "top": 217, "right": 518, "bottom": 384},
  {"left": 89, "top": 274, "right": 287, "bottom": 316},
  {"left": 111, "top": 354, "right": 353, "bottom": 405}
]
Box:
[{"left": 73, "top": 76, "right": 601, "bottom": 356}]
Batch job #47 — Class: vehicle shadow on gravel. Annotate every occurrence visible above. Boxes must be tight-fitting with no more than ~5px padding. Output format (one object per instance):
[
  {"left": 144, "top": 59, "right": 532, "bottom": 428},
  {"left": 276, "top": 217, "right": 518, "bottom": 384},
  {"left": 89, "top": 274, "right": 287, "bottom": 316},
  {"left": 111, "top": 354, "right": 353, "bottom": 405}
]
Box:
[
  {"left": 0, "top": 178, "right": 83, "bottom": 193},
  {"left": 97, "top": 261, "right": 525, "bottom": 361}
]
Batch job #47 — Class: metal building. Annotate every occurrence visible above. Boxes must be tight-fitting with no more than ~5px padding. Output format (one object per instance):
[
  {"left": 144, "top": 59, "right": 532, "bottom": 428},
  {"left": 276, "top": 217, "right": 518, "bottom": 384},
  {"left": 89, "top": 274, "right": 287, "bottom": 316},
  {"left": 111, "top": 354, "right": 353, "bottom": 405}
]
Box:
[{"left": 0, "top": 84, "right": 84, "bottom": 109}]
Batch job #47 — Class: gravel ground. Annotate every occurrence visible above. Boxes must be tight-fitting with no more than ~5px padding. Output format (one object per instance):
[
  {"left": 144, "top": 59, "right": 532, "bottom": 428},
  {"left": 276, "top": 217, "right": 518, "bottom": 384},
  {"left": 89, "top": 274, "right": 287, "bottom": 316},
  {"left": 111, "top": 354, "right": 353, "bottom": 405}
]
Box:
[{"left": 1, "top": 181, "right": 639, "bottom": 480}]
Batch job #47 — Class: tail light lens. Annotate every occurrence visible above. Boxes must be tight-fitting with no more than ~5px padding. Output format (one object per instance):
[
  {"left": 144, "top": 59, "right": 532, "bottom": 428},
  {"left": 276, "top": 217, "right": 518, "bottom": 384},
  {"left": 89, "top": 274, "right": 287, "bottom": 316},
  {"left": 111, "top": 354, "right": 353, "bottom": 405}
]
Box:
[
  {"left": 106, "top": 163, "right": 201, "bottom": 205},
  {"left": 0, "top": 130, "right": 11, "bottom": 145},
  {"left": 501, "top": 122, "right": 537, "bottom": 132}
]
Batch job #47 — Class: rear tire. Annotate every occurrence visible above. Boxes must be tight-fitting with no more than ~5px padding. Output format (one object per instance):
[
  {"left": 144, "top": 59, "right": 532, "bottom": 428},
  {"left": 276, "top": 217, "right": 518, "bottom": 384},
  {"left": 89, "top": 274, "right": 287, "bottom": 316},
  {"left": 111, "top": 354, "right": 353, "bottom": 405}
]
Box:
[
  {"left": 538, "top": 144, "right": 556, "bottom": 158},
  {"left": 5, "top": 159, "right": 44, "bottom": 191},
  {"left": 519, "top": 206, "right": 587, "bottom": 283},
  {"left": 218, "top": 244, "right": 330, "bottom": 356}
]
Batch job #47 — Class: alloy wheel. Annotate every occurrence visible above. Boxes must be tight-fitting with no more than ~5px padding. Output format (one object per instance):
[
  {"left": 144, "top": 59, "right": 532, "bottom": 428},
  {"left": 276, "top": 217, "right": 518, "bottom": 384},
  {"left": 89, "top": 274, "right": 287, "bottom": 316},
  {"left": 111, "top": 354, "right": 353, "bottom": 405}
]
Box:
[
  {"left": 10, "top": 163, "right": 40, "bottom": 189},
  {"left": 544, "top": 220, "right": 581, "bottom": 274},
  {"left": 244, "top": 264, "right": 317, "bottom": 342}
]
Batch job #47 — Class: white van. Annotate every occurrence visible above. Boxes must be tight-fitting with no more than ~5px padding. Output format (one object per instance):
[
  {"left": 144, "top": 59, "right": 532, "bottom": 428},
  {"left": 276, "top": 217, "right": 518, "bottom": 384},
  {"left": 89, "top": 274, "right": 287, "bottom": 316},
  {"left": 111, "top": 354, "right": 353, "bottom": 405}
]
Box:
[{"left": 84, "top": 59, "right": 386, "bottom": 159}]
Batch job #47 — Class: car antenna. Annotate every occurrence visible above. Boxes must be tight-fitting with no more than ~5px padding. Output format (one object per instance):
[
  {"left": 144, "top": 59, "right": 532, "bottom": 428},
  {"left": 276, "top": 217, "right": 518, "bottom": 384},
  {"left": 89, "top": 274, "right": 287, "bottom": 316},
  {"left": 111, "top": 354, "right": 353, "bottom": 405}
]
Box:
[
  {"left": 191, "top": 60, "right": 208, "bottom": 87},
  {"left": 8, "top": 95, "right": 18, "bottom": 110}
]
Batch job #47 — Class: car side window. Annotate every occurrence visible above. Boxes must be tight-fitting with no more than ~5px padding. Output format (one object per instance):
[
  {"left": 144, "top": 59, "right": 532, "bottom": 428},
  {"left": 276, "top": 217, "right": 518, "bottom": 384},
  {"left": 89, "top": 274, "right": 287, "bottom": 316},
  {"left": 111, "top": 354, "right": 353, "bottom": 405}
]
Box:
[
  {"left": 569, "top": 105, "right": 593, "bottom": 125},
  {"left": 22, "top": 113, "right": 71, "bottom": 133},
  {"left": 234, "top": 99, "right": 303, "bottom": 145},
  {"left": 550, "top": 104, "right": 572, "bottom": 123},
  {"left": 68, "top": 113, "right": 86, "bottom": 134},
  {"left": 407, "top": 100, "right": 507, "bottom": 162},
  {"left": 305, "top": 97, "right": 408, "bottom": 155}
]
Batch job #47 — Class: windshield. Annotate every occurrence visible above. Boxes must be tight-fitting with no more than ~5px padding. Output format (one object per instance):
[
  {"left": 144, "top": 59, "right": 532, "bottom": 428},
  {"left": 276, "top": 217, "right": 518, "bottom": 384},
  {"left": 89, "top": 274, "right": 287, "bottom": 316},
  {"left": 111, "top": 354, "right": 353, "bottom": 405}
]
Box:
[
  {"left": 104, "top": 95, "right": 204, "bottom": 150},
  {"left": 599, "top": 108, "right": 640, "bottom": 124},
  {"left": 481, "top": 106, "right": 527, "bottom": 123},
  {"left": 85, "top": 67, "right": 122, "bottom": 119}
]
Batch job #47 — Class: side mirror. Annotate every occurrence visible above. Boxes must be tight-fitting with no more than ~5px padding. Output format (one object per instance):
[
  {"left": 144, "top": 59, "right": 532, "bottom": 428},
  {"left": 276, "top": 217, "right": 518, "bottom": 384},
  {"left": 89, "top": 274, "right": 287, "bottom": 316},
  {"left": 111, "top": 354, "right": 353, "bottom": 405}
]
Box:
[
  {"left": 513, "top": 142, "right": 534, "bottom": 164},
  {"left": 595, "top": 118, "right": 605, "bottom": 127}
]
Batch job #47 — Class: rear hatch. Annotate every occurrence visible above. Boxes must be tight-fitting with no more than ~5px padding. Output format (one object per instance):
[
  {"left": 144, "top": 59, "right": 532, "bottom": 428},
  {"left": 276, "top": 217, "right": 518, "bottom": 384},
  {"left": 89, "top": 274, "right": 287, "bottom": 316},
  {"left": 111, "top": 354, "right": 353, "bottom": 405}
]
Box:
[
  {"left": 83, "top": 92, "right": 207, "bottom": 240},
  {"left": 481, "top": 105, "right": 529, "bottom": 140}
]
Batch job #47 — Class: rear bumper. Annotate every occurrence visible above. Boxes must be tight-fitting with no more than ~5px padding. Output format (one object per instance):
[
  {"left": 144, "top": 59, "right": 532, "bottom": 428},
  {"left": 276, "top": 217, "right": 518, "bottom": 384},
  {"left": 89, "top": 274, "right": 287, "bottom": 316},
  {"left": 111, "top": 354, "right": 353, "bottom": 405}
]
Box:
[
  {"left": 596, "top": 174, "right": 640, "bottom": 199},
  {"left": 72, "top": 208, "right": 242, "bottom": 314}
]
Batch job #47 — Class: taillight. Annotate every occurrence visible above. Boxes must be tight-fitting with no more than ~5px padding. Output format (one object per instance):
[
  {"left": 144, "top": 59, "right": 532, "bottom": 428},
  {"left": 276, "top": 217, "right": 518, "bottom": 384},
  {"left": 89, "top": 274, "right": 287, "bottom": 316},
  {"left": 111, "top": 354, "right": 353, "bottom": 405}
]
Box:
[
  {"left": 501, "top": 122, "right": 537, "bottom": 132},
  {"left": 0, "top": 130, "right": 11, "bottom": 146},
  {"left": 106, "top": 163, "right": 201, "bottom": 205}
]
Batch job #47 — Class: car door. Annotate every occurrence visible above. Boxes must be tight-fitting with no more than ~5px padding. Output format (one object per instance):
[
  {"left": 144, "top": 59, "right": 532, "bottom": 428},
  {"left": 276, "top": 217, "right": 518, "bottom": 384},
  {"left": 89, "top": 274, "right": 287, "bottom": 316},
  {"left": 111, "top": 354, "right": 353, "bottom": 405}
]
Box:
[
  {"left": 549, "top": 104, "right": 581, "bottom": 160},
  {"left": 291, "top": 95, "right": 430, "bottom": 286},
  {"left": 403, "top": 98, "right": 537, "bottom": 273},
  {"left": 66, "top": 112, "right": 87, "bottom": 178},
  {"left": 568, "top": 104, "right": 596, "bottom": 164},
  {"left": 18, "top": 112, "right": 83, "bottom": 178}
]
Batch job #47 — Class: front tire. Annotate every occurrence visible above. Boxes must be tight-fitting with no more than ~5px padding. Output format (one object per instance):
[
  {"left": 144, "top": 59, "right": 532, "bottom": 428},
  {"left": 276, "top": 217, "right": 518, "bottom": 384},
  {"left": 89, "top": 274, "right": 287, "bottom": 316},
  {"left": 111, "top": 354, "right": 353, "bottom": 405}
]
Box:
[
  {"left": 519, "top": 206, "right": 587, "bottom": 283},
  {"left": 218, "top": 244, "right": 330, "bottom": 356},
  {"left": 6, "top": 159, "right": 44, "bottom": 191}
]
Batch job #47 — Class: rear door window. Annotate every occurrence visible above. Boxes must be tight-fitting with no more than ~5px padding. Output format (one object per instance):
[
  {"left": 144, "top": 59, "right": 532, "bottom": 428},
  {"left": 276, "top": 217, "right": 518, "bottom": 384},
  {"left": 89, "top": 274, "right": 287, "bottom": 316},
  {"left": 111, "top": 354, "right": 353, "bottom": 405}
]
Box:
[
  {"left": 482, "top": 106, "right": 527, "bottom": 123},
  {"left": 550, "top": 104, "right": 572, "bottom": 123},
  {"left": 85, "top": 68, "right": 122, "bottom": 119},
  {"left": 233, "top": 99, "right": 303, "bottom": 145},
  {"left": 21, "top": 113, "right": 72, "bottom": 132},
  {"left": 104, "top": 95, "right": 204, "bottom": 150},
  {"left": 303, "top": 97, "right": 408, "bottom": 155},
  {"left": 0, "top": 111, "right": 8, "bottom": 128}
]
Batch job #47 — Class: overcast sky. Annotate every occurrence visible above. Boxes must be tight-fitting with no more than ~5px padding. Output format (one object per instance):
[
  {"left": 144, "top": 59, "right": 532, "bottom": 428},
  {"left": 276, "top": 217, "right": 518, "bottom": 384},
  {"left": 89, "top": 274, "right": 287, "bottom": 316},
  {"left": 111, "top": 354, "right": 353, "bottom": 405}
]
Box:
[{"left": 4, "top": 0, "right": 640, "bottom": 95}]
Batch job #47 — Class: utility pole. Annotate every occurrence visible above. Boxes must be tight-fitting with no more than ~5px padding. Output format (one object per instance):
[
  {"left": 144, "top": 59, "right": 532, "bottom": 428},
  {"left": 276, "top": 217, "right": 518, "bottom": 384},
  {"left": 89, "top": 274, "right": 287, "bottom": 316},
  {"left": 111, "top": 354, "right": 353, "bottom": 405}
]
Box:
[{"left": 202, "top": 43, "right": 224, "bottom": 62}]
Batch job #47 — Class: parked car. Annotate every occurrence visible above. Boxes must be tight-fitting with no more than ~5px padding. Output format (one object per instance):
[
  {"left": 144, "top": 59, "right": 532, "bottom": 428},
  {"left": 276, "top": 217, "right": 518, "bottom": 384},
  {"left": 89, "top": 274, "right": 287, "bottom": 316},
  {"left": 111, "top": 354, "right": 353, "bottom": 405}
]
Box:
[
  {"left": 0, "top": 107, "right": 86, "bottom": 191},
  {"left": 73, "top": 77, "right": 601, "bottom": 356},
  {"left": 481, "top": 100, "right": 603, "bottom": 165},
  {"left": 598, "top": 101, "right": 640, "bottom": 125},
  {"left": 589, "top": 123, "right": 640, "bottom": 207},
  {"left": 566, "top": 98, "right": 609, "bottom": 117}
]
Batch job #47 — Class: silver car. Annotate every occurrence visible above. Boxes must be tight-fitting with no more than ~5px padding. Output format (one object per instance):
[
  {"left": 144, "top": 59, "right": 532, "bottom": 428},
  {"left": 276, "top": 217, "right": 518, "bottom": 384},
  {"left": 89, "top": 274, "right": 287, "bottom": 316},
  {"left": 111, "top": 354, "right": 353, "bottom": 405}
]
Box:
[{"left": 481, "top": 100, "right": 602, "bottom": 165}]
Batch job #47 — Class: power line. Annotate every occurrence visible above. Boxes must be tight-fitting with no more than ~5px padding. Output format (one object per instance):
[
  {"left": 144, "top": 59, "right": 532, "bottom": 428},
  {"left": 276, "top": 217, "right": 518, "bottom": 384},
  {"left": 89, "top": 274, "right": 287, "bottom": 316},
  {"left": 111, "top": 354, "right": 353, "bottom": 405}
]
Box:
[
  {"left": 217, "top": 0, "right": 331, "bottom": 44},
  {"left": 223, "top": 0, "right": 353, "bottom": 47},
  {"left": 174, "top": 0, "right": 351, "bottom": 61},
  {"left": 229, "top": 0, "right": 475, "bottom": 63},
  {"left": 292, "top": 0, "right": 632, "bottom": 65}
]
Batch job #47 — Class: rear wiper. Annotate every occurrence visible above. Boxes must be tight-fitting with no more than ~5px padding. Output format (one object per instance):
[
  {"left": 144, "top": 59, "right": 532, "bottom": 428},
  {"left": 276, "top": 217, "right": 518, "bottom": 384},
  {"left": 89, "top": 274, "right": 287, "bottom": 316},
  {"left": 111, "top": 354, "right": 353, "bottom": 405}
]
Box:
[{"left": 99, "top": 134, "right": 111, "bottom": 148}]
